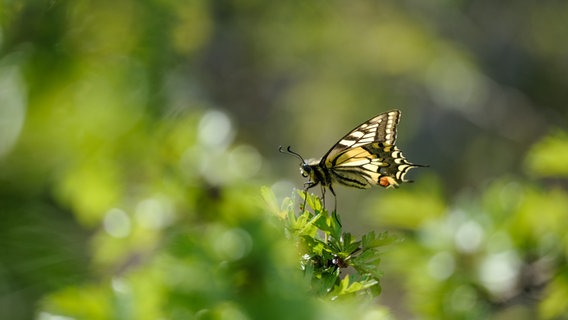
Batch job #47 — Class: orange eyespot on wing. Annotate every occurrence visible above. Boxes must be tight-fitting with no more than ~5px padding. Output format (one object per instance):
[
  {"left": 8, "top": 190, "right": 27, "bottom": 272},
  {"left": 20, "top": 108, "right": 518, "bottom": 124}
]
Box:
[{"left": 379, "top": 176, "right": 399, "bottom": 188}]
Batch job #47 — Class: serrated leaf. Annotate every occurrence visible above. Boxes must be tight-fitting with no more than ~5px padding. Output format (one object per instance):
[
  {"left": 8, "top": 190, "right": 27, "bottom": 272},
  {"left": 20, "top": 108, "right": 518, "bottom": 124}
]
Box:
[
  {"left": 312, "top": 213, "right": 333, "bottom": 233},
  {"left": 298, "top": 190, "right": 324, "bottom": 213},
  {"left": 362, "top": 231, "right": 399, "bottom": 249},
  {"left": 320, "top": 271, "right": 340, "bottom": 295},
  {"left": 330, "top": 211, "right": 342, "bottom": 239}
]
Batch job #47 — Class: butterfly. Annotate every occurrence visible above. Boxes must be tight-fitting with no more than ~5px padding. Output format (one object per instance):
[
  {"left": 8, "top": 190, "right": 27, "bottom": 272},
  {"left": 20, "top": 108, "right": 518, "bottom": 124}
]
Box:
[{"left": 280, "top": 110, "right": 426, "bottom": 212}]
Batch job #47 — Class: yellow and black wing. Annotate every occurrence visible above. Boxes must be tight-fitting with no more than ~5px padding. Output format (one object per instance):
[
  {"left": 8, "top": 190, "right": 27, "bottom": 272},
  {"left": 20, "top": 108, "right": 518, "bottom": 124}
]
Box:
[{"left": 320, "top": 110, "right": 422, "bottom": 189}]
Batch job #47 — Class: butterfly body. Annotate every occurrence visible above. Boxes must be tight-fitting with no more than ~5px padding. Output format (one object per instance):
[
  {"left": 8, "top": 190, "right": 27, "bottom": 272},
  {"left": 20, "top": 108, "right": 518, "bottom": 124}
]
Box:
[{"left": 281, "top": 110, "right": 424, "bottom": 210}]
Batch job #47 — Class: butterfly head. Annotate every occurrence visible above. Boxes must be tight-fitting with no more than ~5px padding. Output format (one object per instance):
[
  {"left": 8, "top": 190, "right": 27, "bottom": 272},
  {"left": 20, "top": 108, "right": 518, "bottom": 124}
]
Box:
[
  {"left": 300, "top": 162, "right": 310, "bottom": 177},
  {"left": 300, "top": 158, "right": 320, "bottom": 178},
  {"left": 279, "top": 146, "right": 318, "bottom": 181}
]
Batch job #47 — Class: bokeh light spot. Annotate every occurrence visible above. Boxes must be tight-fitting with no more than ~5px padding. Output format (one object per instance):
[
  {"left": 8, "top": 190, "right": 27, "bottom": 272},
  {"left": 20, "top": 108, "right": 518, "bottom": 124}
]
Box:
[
  {"left": 37, "top": 312, "right": 74, "bottom": 320},
  {"left": 198, "top": 110, "right": 234, "bottom": 149},
  {"left": 111, "top": 277, "right": 130, "bottom": 294},
  {"left": 135, "top": 197, "right": 174, "bottom": 230},
  {"left": 214, "top": 228, "right": 253, "bottom": 261},
  {"left": 479, "top": 251, "right": 521, "bottom": 297},
  {"left": 228, "top": 145, "right": 262, "bottom": 179},
  {"left": 103, "top": 208, "right": 131, "bottom": 238},
  {"left": 454, "top": 221, "right": 484, "bottom": 253},
  {"left": 427, "top": 251, "right": 455, "bottom": 280}
]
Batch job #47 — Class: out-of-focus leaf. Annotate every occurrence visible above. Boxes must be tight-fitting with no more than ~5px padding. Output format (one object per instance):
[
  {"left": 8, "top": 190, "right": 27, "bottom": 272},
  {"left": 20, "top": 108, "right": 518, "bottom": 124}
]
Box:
[{"left": 525, "top": 130, "right": 568, "bottom": 177}]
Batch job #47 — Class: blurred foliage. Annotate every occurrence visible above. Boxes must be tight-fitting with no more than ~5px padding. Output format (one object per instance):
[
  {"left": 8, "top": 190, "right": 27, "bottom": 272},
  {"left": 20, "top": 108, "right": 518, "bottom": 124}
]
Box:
[
  {"left": 525, "top": 130, "right": 568, "bottom": 178},
  {"left": 1, "top": 0, "right": 568, "bottom": 319},
  {"left": 361, "top": 133, "right": 568, "bottom": 319}
]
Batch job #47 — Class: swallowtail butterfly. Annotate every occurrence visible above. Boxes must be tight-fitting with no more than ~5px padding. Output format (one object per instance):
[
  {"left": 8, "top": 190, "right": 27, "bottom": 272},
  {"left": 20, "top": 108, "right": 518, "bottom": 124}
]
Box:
[{"left": 280, "top": 110, "right": 425, "bottom": 211}]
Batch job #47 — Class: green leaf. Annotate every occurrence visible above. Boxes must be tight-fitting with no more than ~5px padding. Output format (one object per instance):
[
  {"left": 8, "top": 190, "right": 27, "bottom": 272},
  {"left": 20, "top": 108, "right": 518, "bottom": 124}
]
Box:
[{"left": 362, "top": 231, "right": 399, "bottom": 249}]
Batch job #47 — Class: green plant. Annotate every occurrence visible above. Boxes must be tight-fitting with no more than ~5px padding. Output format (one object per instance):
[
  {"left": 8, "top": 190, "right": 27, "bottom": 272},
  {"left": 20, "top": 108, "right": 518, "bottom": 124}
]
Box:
[{"left": 262, "top": 187, "right": 397, "bottom": 300}]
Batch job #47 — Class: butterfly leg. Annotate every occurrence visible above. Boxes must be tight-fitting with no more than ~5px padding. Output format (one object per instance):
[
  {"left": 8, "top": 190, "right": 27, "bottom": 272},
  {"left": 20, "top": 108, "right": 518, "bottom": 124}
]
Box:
[
  {"left": 328, "top": 184, "right": 336, "bottom": 213},
  {"left": 320, "top": 185, "right": 326, "bottom": 210},
  {"left": 328, "top": 184, "right": 341, "bottom": 227}
]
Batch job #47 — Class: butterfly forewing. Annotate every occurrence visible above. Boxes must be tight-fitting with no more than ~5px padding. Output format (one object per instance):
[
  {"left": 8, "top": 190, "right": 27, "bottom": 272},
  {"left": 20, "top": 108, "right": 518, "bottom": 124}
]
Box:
[
  {"left": 319, "top": 110, "right": 421, "bottom": 189},
  {"left": 322, "top": 110, "right": 400, "bottom": 166}
]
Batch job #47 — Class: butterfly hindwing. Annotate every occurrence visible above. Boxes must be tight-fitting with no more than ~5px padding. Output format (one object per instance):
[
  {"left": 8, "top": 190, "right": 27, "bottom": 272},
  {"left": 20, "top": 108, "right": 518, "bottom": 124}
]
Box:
[{"left": 327, "top": 147, "right": 383, "bottom": 188}]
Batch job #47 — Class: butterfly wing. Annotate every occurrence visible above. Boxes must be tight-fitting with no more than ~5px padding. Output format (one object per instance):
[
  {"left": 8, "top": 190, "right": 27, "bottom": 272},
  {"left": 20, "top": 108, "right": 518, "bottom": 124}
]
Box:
[
  {"left": 321, "top": 110, "right": 400, "bottom": 163},
  {"left": 321, "top": 110, "right": 421, "bottom": 189}
]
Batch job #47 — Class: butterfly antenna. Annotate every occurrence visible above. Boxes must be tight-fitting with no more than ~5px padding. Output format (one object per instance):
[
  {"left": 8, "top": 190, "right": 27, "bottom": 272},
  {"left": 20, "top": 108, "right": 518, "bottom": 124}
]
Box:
[
  {"left": 278, "top": 145, "right": 306, "bottom": 163},
  {"left": 279, "top": 146, "right": 311, "bottom": 212}
]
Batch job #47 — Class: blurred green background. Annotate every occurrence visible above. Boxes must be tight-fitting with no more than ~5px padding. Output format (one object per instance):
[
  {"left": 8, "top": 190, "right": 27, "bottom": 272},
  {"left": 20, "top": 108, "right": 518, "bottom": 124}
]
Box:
[{"left": 1, "top": 1, "right": 568, "bottom": 319}]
